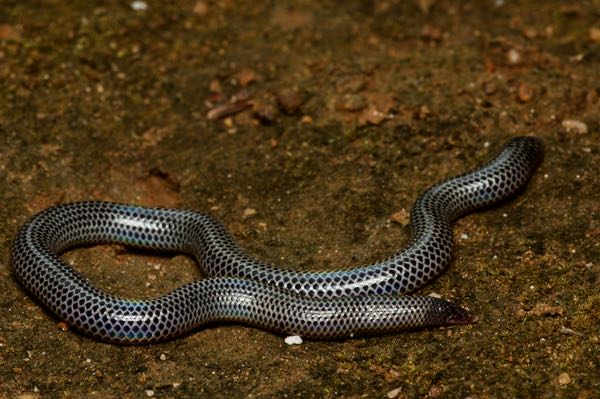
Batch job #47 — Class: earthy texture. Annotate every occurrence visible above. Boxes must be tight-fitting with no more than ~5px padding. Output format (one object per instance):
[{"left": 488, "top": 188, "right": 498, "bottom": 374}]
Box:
[{"left": 0, "top": 1, "right": 598, "bottom": 398}]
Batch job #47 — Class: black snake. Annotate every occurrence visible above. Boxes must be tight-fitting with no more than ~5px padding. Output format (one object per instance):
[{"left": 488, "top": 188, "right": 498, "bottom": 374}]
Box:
[{"left": 11, "top": 136, "right": 543, "bottom": 343}]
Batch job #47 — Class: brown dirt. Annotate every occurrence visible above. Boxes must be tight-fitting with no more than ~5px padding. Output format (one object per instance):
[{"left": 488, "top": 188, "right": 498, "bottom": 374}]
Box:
[{"left": 0, "top": 1, "right": 598, "bottom": 398}]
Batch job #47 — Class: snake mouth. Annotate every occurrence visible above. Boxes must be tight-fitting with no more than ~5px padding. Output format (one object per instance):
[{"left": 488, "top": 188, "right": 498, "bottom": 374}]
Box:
[{"left": 446, "top": 306, "right": 479, "bottom": 325}]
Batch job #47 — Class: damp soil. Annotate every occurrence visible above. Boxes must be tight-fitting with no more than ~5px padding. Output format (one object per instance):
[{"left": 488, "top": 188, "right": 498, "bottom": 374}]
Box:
[{"left": 0, "top": 1, "right": 598, "bottom": 398}]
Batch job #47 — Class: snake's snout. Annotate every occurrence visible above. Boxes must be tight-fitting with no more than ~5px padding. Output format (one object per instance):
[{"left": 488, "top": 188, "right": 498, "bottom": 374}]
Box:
[{"left": 446, "top": 305, "right": 478, "bottom": 325}]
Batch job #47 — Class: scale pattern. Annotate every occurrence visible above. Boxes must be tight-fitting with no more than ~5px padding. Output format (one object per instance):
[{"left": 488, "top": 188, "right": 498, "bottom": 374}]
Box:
[{"left": 11, "top": 136, "right": 543, "bottom": 343}]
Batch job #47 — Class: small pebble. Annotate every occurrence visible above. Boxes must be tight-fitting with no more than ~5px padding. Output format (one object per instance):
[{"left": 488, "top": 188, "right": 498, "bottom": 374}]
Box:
[
  {"left": 561, "top": 119, "right": 588, "bottom": 134},
  {"left": 387, "top": 387, "right": 402, "bottom": 398},
  {"left": 243, "top": 208, "right": 257, "bottom": 219},
  {"left": 342, "top": 94, "right": 367, "bottom": 112},
  {"left": 56, "top": 321, "right": 69, "bottom": 331},
  {"left": 460, "top": 233, "right": 469, "bottom": 240},
  {"left": 415, "top": 104, "right": 431, "bottom": 119},
  {"left": 300, "top": 115, "right": 313, "bottom": 125},
  {"left": 131, "top": 1, "right": 148, "bottom": 11},
  {"left": 516, "top": 82, "right": 535, "bottom": 103},
  {"left": 276, "top": 89, "right": 304, "bottom": 115},
  {"left": 361, "top": 107, "right": 386, "bottom": 125},
  {"left": 390, "top": 209, "right": 410, "bottom": 227},
  {"left": 160, "top": 353, "right": 167, "bottom": 361},
  {"left": 208, "top": 79, "right": 222, "bottom": 93},
  {"left": 235, "top": 69, "right": 257, "bottom": 87},
  {"left": 557, "top": 372, "right": 571, "bottom": 385},
  {"left": 507, "top": 48, "right": 522, "bottom": 65},
  {"left": 193, "top": 1, "right": 208, "bottom": 16},
  {"left": 145, "top": 389, "right": 155, "bottom": 397},
  {"left": 284, "top": 335, "right": 303, "bottom": 345}
]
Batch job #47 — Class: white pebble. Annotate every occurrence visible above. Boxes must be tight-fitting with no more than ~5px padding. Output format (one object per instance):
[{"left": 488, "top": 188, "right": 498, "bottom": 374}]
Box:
[
  {"left": 145, "top": 389, "right": 155, "bottom": 397},
  {"left": 284, "top": 335, "right": 303, "bottom": 345},
  {"left": 160, "top": 353, "right": 167, "bottom": 361},
  {"left": 387, "top": 387, "right": 402, "bottom": 398},
  {"left": 561, "top": 119, "right": 588, "bottom": 134},
  {"left": 507, "top": 48, "right": 521, "bottom": 65},
  {"left": 131, "top": 1, "right": 148, "bottom": 11},
  {"left": 460, "top": 233, "right": 469, "bottom": 240},
  {"left": 428, "top": 292, "right": 442, "bottom": 298}
]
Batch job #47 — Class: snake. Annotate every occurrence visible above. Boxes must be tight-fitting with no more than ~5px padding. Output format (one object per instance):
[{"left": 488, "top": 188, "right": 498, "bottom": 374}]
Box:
[{"left": 11, "top": 136, "right": 543, "bottom": 344}]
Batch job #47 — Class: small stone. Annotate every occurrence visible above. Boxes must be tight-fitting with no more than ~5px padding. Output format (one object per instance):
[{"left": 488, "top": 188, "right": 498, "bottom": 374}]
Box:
[
  {"left": 360, "top": 107, "right": 386, "bottom": 125},
  {"left": 428, "top": 385, "right": 443, "bottom": 398},
  {"left": 130, "top": 1, "right": 148, "bottom": 11},
  {"left": 387, "top": 387, "right": 402, "bottom": 398},
  {"left": 235, "top": 69, "right": 257, "bottom": 87},
  {"left": 507, "top": 48, "right": 522, "bottom": 65},
  {"left": 460, "top": 233, "right": 469, "bottom": 240},
  {"left": 557, "top": 372, "right": 571, "bottom": 385},
  {"left": 341, "top": 94, "right": 367, "bottom": 112},
  {"left": 276, "top": 88, "right": 304, "bottom": 115},
  {"left": 300, "top": 115, "right": 313, "bottom": 125},
  {"left": 193, "top": 1, "right": 208, "bottom": 16},
  {"left": 415, "top": 104, "right": 431, "bottom": 119},
  {"left": 561, "top": 119, "right": 588, "bottom": 134},
  {"left": 56, "top": 321, "right": 69, "bottom": 331},
  {"left": 284, "top": 335, "right": 303, "bottom": 345},
  {"left": 160, "top": 353, "right": 167, "bottom": 361},
  {"left": 243, "top": 208, "right": 257, "bottom": 219},
  {"left": 390, "top": 209, "right": 410, "bottom": 227},
  {"left": 208, "top": 79, "right": 222, "bottom": 93},
  {"left": 516, "top": 82, "right": 535, "bottom": 103}
]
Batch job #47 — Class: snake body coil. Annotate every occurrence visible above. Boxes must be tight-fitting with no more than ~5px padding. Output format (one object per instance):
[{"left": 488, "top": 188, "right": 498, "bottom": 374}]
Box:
[{"left": 12, "top": 137, "right": 543, "bottom": 343}]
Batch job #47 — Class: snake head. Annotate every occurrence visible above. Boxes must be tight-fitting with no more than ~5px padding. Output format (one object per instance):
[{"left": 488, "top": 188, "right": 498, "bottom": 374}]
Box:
[{"left": 445, "top": 304, "right": 478, "bottom": 325}]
